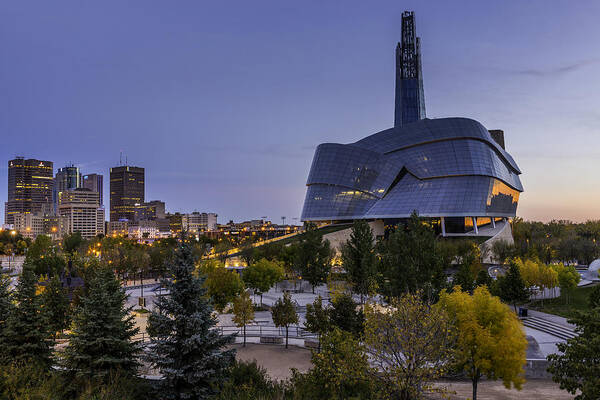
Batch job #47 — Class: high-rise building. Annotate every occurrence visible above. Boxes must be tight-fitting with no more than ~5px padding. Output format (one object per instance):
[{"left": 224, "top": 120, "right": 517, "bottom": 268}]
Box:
[
  {"left": 58, "top": 188, "right": 103, "bottom": 238},
  {"left": 83, "top": 174, "right": 104, "bottom": 206},
  {"left": 5, "top": 157, "right": 54, "bottom": 225},
  {"left": 394, "top": 11, "right": 426, "bottom": 128},
  {"left": 55, "top": 165, "right": 83, "bottom": 214},
  {"left": 12, "top": 213, "right": 44, "bottom": 239},
  {"left": 109, "top": 165, "right": 144, "bottom": 222}
]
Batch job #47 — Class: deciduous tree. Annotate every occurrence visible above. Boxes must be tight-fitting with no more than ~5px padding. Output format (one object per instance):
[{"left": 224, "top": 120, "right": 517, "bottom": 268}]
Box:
[
  {"left": 242, "top": 258, "right": 284, "bottom": 306},
  {"left": 202, "top": 263, "right": 244, "bottom": 312},
  {"left": 548, "top": 308, "right": 600, "bottom": 399},
  {"left": 364, "top": 292, "right": 456, "bottom": 399},
  {"left": 232, "top": 290, "right": 255, "bottom": 347},
  {"left": 438, "top": 286, "right": 527, "bottom": 400},
  {"left": 495, "top": 261, "right": 529, "bottom": 312},
  {"left": 304, "top": 295, "right": 330, "bottom": 351},
  {"left": 294, "top": 224, "right": 333, "bottom": 293},
  {"left": 271, "top": 291, "right": 298, "bottom": 349}
]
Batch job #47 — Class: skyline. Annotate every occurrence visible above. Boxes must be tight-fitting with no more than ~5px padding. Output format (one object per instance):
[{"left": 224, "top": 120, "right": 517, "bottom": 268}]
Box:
[{"left": 2, "top": 1, "right": 600, "bottom": 223}]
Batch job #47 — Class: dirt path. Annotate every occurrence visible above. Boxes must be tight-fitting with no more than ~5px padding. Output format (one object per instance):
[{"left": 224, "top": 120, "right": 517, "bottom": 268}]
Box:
[{"left": 234, "top": 344, "right": 574, "bottom": 399}]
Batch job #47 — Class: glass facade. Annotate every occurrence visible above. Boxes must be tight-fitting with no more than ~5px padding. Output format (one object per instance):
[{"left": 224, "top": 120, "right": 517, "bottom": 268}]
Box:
[{"left": 301, "top": 117, "right": 523, "bottom": 222}]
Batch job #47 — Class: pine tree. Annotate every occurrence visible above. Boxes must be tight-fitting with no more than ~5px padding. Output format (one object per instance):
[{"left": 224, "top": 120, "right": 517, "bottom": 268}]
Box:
[
  {"left": 341, "top": 220, "right": 377, "bottom": 303},
  {"left": 0, "top": 268, "right": 52, "bottom": 368},
  {"left": 63, "top": 266, "right": 141, "bottom": 382},
  {"left": 496, "top": 262, "right": 529, "bottom": 312},
  {"left": 42, "top": 275, "right": 70, "bottom": 339},
  {"left": 147, "top": 237, "right": 235, "bottom": 399}
]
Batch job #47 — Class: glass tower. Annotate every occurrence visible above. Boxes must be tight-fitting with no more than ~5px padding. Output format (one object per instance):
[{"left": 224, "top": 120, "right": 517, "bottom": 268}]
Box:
[
  {"left": 394, "top": 11, "right": 426, "bottom": 128},
  {"left": 5, "top": 158, "right": 54, "bottom": 224},
  {"left": 109, "top": 165, "right": 145, "bottom": 222}
]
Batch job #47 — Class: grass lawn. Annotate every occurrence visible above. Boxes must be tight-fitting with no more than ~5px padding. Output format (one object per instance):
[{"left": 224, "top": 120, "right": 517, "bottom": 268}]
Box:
[{"left": 529, "top": 284, "right": 597, "bottom": 319}]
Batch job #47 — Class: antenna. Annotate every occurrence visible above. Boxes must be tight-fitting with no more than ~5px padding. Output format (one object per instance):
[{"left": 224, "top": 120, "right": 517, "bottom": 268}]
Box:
[
  {"left": 120, "top": 151, "right": 122, "bottom": 166},
  {"left": 126, "top": 155, "right": 128, "bottom": 166}
]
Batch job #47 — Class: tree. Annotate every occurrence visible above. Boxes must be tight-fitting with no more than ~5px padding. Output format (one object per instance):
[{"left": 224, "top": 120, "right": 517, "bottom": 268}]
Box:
[
  {"left": 475, "top": 269, "right": 493, "bottom": 288},
  {"left": 304, "top": 295, "right": 330, "bottom": 352},
  {"left": 329, "top": 293, "right": 364, "bottom": 338},
  {"left": 147, "top": 237, "right": 235, "bottom": 399},
  {"left": 232, "top": 290, "right": 255, "bottom": 347},
  {"left": 438, "top": 286, "right": 528, "bottom": 400},
  {"left": 589, "top": 285, "right": 600, "bottom": 308},
  {"left": 378, "top": 212, "right": 444, "bottom": 300},
  {"left": 308, "top": 328, "right": 373, "bottom": 399},
  {"left": 242, "top": 258, "right": 284, "bottom": 306},
  {"left": 364, "top": 292, "right": 456, "bottom": 400},
  {"left": 341, "top": 220, "right": 377, "bottom": 303},
  {"left": 41, "top": 275, "right": 70, "bottom": 339},
  {"left": 218, "top": 360, "right": 281, "bottom": 400},
  {"left": 63, "top": 266, "right": 141, "bottom": 382},
  {"left": 491, "top": 240, "right": 515, "bottom": 264},
  {"left": 294, "top": 224, "right": 333, "bottom": 293},
  {"left": 547, "top": 309, "right": 600, "bottom": 399},
  {"left": 495, "top": 261, "right": 529, "bottom": 312},
  {"left": 552, "top": 263, "right": 581, "bottom": 304},
  {"left": 0, "top": 272, "right": 12, "bottom": 332},
  {"left": 271, "top": 291, "right": 298, "bottom": 349},
  {"left": 0, "top": 268, "right": 52, "bottom": 368},
  {"left": 203, "top": 263, "right": 244, "bottom": 312},
  {"left": 63, "top": 232, "right": 85, "bottom": 255}
]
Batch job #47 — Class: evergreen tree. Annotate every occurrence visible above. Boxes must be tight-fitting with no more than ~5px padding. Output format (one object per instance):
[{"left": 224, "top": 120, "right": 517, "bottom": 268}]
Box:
[
  {"left": 63, "top": 266, "right": 141, "bottom": 381},
  {"left": 341, "top": 220, "right": 377, "bottom": 303},
  {"left": 475, "top": 269, "right": 493, "bottom": 288},
  {"left": 147, "top": 237, "right": 235, "bottom": 399},
  {"left": 294, "top": 224, "right": 332, "bottom": 293},
  {"left": 271, "top": 292, "right": 298, "bottom": 349},
  {"left": 378, "top": 212, "right": 444, "bottom": 300},
  {"left": 0, "top": 268, "right": 52, "bottom": 368},
  {"left": 42, "top": 275, "right": 70, "bottom": 339},
  {"left": 329, "top": 293, "right": 364, "bottom": 338},
  {"left": 495, "top": 261, "right": 529, "bottom": 312}
]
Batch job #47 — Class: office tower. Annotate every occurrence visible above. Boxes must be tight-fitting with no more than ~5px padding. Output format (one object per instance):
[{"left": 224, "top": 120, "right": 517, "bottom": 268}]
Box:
[
  {"left": 83, "top": 173, "right": 104, "bottom": 206},
  {"left": 58, "top": 188, "right": 103, "bottom": 238},
  {"left": 55, "top": 165, "right": 83, "bottom": 214},
  {"left": 394, "top": 11, "right": 426, "bottom": 128},
  {"left": 109, "top": 165, "right": 144, "bottom": 222},
  {"left": 5, "top": 157, "right": 54, "bottom": 225}
]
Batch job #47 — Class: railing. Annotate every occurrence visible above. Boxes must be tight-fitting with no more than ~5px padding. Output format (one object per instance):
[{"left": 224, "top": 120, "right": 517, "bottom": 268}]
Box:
[{"left": 134, "top": 325, "right": 316, "bottom": 343}]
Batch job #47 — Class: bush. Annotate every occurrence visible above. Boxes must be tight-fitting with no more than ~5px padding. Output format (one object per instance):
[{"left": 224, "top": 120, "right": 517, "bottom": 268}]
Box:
[{"left": 217, "top": 360, "right": 282, "bottom": 400}]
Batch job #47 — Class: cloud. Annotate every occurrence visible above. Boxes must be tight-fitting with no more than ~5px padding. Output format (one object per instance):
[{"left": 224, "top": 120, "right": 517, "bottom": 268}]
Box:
[{"left": 510, "top": 58, "right": 600, "bottom": 77}]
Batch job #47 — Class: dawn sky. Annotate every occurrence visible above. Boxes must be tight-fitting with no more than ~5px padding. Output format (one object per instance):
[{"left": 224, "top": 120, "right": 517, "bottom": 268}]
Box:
[{"left": 2, "top": 0, "right": 599, "bottom": 224}]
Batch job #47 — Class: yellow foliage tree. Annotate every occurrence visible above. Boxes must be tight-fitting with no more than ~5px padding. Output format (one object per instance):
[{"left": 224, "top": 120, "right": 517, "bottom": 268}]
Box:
[{"left": 438, "top": 286, "right": 528, "bottom": 400}]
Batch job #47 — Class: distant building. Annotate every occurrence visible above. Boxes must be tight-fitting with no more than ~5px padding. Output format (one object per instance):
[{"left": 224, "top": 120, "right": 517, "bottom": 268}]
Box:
[
  {"left": 129, "top": 220, "right": 159, "bottom": 240},
  {"left": 134, "top": 200, "right": 166, "bottom": 222},
  {"left": 107, "top": 220, "right": 129, "bottom": 236},
  {"left": 54, "top": 165, "right": 83, "bottom": 214},
  {"left": 58, "top": 188, "right": 103, "bottom": 238},
  {"left": 82, "top": 174, "right": 104, "bottom": 206},
  {"left": 12, "top": 213, "right": 44, "bottom": 239},
  {"left": 182, "top": 212, "right": 218, "bottom": 233},
  {"left": 5, "top": 158, "right": 54, "bottom": 225},
  {"left": 109, "top": 165, "right": 144, "bottom": 222},
  {"left": 42, "top": 214, "right": 69, "bottom": 240},
  {"left": 167, "top": 213, "right": 183, "bottom": 234}
]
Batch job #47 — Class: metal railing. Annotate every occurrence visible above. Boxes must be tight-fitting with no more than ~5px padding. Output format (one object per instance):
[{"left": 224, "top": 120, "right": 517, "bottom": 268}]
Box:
[{"left": 134, "top": 325, "right": 316, "bottom": 343}]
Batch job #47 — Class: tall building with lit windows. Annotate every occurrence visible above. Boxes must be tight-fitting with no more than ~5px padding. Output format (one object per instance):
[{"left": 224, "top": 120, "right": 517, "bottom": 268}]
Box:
[
  {"left": 83, "top": 173, "right": 104, "bottom": 206},
  {"left": 300, "top": 11, "right": 523, "bottom": 237},
  {"left": 58, "top": 188, "right": 104, "bottom": 238},
  {"left": 109, "top": 165, "right": 144, "bottom": 222},
  {"left": 5, "top": 157, "right": 54, "bottom": 225},
  {"left": 54, "top": 164, "right": 83, "bottom": 214}
]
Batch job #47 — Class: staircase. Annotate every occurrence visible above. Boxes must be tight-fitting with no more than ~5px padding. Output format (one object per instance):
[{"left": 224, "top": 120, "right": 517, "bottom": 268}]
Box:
[{"left": 521, "top": 316, "right": 577, "bottom": 341}]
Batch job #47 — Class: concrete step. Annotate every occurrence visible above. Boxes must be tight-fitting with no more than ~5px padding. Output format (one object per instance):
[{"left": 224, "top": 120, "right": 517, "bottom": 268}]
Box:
[{"left": 521, "top": 317, "right": 577, "bottom": 341}]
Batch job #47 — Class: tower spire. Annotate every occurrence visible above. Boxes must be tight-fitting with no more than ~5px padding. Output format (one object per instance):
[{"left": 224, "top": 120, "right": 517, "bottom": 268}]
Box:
[{"left": 394, "top": 11, "right": 426, "bottom": 128}]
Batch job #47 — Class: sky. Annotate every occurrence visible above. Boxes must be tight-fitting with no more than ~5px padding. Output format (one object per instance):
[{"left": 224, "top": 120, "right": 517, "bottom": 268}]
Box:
[{"left": 1, "top": 0, "right": 600, "bottom": 224}]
